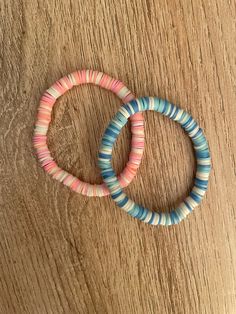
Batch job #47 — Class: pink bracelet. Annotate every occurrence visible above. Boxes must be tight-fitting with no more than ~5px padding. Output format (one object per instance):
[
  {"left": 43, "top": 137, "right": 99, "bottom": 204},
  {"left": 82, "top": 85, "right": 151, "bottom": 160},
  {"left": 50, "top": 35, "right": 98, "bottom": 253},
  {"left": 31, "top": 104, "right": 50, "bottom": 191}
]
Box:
[{"left": 33, "top": 70, "right": 145, "bottom": 197}]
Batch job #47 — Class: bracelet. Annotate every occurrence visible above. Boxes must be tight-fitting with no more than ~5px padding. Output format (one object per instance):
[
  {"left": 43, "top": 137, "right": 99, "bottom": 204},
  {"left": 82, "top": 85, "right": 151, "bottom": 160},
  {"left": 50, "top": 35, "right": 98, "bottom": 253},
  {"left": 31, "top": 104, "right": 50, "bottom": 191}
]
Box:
[
  {"left": 33, "top": 70, "right": 145, "bottom": 197},
  {"left": 98, "top": 97, "right": 211, "bottom": 225}
]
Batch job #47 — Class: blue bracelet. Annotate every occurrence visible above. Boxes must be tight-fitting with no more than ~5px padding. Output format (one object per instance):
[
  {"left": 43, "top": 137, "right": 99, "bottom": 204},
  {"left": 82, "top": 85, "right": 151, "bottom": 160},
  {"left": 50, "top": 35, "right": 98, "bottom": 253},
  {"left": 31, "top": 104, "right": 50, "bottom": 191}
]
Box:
[{"left": 98, "top": 97, "right": 211, "bottom": 226}]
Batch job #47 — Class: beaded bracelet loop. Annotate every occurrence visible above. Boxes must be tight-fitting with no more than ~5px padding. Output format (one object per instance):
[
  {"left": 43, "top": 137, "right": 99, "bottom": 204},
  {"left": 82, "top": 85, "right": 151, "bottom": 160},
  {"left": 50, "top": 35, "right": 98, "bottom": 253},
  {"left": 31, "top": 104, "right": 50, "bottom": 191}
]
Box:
[
  {"left": 98, "top": 97, "right": 211, "bottom": 225},
  {"left": 33, "top": 70, "right": 145, "bottom": 197}
]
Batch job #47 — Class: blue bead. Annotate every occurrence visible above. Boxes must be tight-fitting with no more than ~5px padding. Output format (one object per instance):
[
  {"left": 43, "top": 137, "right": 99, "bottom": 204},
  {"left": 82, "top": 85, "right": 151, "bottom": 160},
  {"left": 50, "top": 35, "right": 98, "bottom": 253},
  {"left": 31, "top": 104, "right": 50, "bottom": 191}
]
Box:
[
  {"left": 148, "top": 211, "right": 156, "bottom": 224},
  {"left": 123, "top": 103, "right": 133, "bottom": 115},
  {"left": 190, "top": 191, "right": 202, "bottom": 203},
  {"left": 98, "top": 153, "right": 111, "bottom": 159},
  {"left": 184, "top": 201, "right": 192, "bottom": 212},
  {"left": 111, "top": 190, "right": 123, "bottom": 199},
  {"left": 118, "top": 196, "right": 129, "bottom": 207},
  {"left": 170, "top": 211, "right": 179, "bottom": 224},
  {"left": 130, "top": 100, "right": 139, "bottom": 112}
]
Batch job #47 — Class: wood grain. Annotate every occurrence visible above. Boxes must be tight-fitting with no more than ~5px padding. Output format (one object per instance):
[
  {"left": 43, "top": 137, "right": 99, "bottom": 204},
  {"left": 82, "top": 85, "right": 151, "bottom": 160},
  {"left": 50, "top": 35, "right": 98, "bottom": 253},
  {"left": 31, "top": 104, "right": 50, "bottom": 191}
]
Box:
[{"left": 1, "top": 0, "right": 236, "bottom": 313}]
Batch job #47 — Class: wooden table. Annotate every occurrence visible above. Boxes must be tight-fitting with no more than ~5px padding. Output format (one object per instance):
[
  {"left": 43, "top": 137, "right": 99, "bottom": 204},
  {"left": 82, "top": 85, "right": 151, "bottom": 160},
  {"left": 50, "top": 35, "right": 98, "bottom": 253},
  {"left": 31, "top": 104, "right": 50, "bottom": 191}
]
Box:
[{"left": 1, "top": 1, "right": 236, "bottom": 313}]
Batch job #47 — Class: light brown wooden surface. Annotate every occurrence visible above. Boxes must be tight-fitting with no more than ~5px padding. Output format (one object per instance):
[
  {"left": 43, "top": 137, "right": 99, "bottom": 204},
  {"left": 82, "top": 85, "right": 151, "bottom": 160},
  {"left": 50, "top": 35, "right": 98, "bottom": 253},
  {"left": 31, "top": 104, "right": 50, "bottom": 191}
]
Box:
[{"left": 1, "top": 0, "right": 236, "bottom": 313}]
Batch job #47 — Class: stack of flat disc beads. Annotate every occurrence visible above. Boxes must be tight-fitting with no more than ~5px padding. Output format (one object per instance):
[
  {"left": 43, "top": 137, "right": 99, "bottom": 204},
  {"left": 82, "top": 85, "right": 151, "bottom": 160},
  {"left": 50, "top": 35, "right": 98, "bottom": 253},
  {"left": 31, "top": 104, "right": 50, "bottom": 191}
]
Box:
[{"left": 33, "top": 69, "right": 211, "bottom": 226}]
